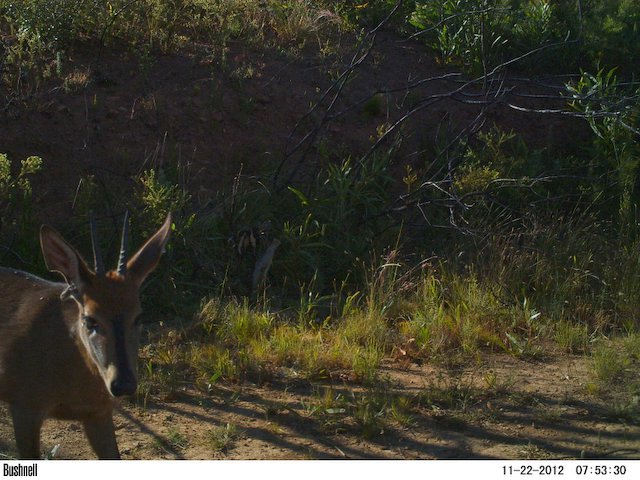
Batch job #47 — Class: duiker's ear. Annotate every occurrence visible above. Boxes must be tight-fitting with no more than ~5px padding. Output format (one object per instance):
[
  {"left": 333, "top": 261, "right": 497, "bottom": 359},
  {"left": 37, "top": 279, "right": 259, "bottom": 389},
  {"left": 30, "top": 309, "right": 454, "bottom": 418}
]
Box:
[
  {"left": 126, "top": 213, "right": 172, "bottom": 286},
  {"left": 40, "top": 225, "right": 93, "bottom": 287}
]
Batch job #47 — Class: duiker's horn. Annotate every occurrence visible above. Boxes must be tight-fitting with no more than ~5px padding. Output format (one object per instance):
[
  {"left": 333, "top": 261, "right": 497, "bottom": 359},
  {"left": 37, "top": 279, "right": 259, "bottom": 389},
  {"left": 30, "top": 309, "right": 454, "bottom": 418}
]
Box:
[
  {"left": 89, "top": 212, "right": 105, "bottom": 277},
  {"left": 117, "top": 211, "right": 130, "bottom": 276}
]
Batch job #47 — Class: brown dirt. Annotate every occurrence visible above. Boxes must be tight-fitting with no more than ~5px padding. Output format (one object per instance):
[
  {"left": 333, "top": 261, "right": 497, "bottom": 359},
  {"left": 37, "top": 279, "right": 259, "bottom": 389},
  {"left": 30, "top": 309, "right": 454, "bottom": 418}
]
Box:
[
  {"left": 0, "top": 350, "right": 638, "bottom": 460},
  {"left": 1, "top": 31, "right": 586, "bottom": 226}
]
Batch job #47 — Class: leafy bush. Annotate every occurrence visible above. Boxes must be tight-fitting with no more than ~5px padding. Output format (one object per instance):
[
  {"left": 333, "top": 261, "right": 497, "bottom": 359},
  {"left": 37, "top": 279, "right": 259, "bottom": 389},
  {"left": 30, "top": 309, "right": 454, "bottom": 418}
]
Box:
[
  {"left": 0, "top": 153, "right": 43, "bottom": 268},
  {"left": 567, "top": 68, "right": 640, "bottom": 235},
  {"left": 1, "top": 0, "right": 100, "bottom": 49},
  {"left": 410, "top": 0, "right": 512, "bottom": 73},
  {"left": 409, "top": 0, "right": 640, "bottom": 73},
  {"left": 578, "top": 0, "right": 640, "bottom": 72},
  {"left": 279, "top": 154, "right": 395, "bottom": 294}
]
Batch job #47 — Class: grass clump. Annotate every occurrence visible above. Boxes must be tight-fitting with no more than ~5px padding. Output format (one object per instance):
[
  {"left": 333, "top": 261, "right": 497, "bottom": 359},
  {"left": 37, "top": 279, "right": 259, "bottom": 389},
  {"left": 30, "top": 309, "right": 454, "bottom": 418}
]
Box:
[
  {"left": 304, "top": 383, "right": 416, "bottom": 439},
  {"left": 591, "top": 343, "right": 627, "bottom": 385},
  {"left": 153, "top": 427, "right": 188, "bottom": 456},
  {"left": 189, "top": 295, "right": 388, "bottom": 385},
  {"left": 623, "top": 333, "right": 640, "bottom": 361},
  {"left": 159, "top": 261, "right": 553, "bottom": 394},
  {"left": 587, "top": 336, "right": 640, "bottom": 421},
  {"left": 419, "top": 373, "right": 481, "bottom": 413},
  {"left": 397, "top": 271, "right": 547, "bottom": 360},
  {"left": 207, "top": 423, "right": 241, "bottom": 453},
  {"left": 554, "top": 321, "right": 590, "bottom": 354}
]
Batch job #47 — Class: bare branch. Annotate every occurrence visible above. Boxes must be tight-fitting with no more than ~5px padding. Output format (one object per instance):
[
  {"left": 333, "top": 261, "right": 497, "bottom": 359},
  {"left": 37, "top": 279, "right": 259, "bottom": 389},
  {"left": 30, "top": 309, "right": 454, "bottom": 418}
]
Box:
[{"left": 272, "top": 0, "right": 404, "bottom": 191}]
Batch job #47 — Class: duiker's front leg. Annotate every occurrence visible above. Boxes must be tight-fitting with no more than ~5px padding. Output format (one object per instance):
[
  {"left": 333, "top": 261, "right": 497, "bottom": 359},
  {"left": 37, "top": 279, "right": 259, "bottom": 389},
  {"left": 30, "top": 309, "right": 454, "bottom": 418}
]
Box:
[
  {"left": 83, "top": 412, "right": 120, "bottom": 459},
  {"left": 10, "top": 405, "right": 43, "bottom": 459}
]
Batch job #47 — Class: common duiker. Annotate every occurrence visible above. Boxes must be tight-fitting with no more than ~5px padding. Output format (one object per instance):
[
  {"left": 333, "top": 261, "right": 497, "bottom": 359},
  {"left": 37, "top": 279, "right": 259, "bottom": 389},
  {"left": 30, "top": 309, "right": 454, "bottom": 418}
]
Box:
[{"left": 0, "top": 212, "right": 171, "bottom": 459}]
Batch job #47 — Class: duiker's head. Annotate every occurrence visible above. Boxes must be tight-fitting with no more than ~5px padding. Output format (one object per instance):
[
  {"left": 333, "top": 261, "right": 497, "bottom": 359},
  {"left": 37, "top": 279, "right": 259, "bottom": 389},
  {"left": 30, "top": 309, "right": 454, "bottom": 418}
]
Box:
[{"left": 39, "top": 213, "right": 172, "bottom": 397}]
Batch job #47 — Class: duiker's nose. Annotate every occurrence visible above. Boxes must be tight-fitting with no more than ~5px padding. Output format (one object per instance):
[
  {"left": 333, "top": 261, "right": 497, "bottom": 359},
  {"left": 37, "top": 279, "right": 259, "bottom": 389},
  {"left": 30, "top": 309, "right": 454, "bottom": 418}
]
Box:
[{"left": 110, "top": 377, "right": 137, "bottom": 397}]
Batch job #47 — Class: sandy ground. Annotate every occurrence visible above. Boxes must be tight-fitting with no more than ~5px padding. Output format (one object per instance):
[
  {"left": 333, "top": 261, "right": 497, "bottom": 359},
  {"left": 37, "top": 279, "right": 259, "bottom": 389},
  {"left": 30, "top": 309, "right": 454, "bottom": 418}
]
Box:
[{"left": 0, "top": 351, "right": 637, "bottom": 460}]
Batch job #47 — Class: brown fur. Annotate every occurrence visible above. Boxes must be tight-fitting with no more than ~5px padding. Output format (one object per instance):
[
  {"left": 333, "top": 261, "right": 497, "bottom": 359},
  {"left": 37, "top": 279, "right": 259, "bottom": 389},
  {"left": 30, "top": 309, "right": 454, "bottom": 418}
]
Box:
[{"left": 0, "top": 270, "right": 108, "bottom": 412}]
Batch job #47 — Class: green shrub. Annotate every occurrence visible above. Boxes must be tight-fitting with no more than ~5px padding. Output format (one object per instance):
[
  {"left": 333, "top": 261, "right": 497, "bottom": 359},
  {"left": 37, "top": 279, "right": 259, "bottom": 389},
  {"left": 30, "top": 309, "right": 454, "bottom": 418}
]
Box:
[
  {"left": 0, "top": 153, "right": 43, "bottom": 268},
  {"left": 409, "top": 0, "right": 640, "bottom": 73}
]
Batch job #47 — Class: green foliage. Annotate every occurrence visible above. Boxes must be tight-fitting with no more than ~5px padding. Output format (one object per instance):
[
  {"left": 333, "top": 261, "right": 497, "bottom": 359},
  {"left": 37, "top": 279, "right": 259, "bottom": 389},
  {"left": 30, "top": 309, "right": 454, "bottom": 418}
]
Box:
[
  {"left": 352, "top": 389, "right": 386, "bottom": 438},
  {"left": 1, "top": 0, "right": 99, "bottom": 49},
  {"left": 137, "top": 168, "right": 190, "bottom": 232},
  {"left": 0, "top": 0, "right": 347, "bottom": 94},
  {"left": 476, "top": 216, "right": 612, "bottom": 326},
  {"left": 624, "top": 333, "right": 640, "bottom": 360},
  {"left": 409, "top": 0, "right": 640, "bottom": 73},
  {"left": 453, "top": 164, "right": 500, "bottom": 195},
  {"left": 0, "top": 1, "right": 108, "bottom": 86},
  {"left": 0, "top": 153, "right": 42, "bottom": 204},
  {"left": 0, "top": 153, "right": 43, "bottom": 267},
  {"left": 419, "top": 373, "right": 480, "bottom": 412},
  {"left": 590, "top": 342, "right": 627, "bottom": 385},
  {"left": 398, "top": 270, "right": 548, "bottom": 359},
  {"left": 554, "top": 321, "right": 590, "bottom": 354},
  {"left": 410, "top": 0, "right": 517, "bottom": 73},
  {"left": 279, "top": 154, "right": 394, "bottom": 294},
  {"left": 152, "top": 426, "right": 188, "bottom": 454},
  {"left": 207, "top": 423, "right": 241, "bottom": 453},
  {"left": 214, "top": 299, "right": 273, "bottom": 345},
  {"left": 190, "top": 295, "right": 387, "bottom": 384},
  {"left": 567, "top": 68, "right": 640, "bottom": 236},
  {"left": 0, "top": 0, "right": 343, "bottom": 59},
  {"left": 447, "top": 125, "right": 551, "bottom": 226},
  {"left": 362, "top": 94, "right": 384, "bottom": 118},
  {"left": 587, "top": 336, "right": 640, "bottom": 418},
  {"left": 305, "top": 383, "right": 416, "bottom": 439},
  {"left": 512, "top": 0, "right": 555, "bottom": 49},
  {"left": 578, "top": 0, "right": 640, "bottom": 72},
  {"left": 334, "top": 1, "right": 407, "bottom": 29}
]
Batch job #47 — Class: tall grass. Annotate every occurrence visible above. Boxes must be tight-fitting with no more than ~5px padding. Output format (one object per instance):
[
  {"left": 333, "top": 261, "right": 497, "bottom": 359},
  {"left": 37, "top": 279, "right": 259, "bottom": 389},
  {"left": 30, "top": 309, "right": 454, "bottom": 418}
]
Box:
[{"left": 145, "top": 233, "right": 636, "bottom": 395}]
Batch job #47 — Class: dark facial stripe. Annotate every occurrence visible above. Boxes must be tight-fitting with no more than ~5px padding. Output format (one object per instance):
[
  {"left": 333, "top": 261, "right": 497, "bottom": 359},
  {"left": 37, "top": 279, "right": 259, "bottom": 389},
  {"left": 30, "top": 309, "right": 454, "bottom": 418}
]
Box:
[{"left": 112, "top": 316, "right": 135, "bottom": 381}]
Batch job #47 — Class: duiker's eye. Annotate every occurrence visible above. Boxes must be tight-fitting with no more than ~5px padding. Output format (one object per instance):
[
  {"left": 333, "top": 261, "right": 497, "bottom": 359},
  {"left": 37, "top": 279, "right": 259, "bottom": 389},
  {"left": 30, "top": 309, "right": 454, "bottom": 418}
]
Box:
[{"left": 82, "top": 316, "right": 99, "bottom": 333}]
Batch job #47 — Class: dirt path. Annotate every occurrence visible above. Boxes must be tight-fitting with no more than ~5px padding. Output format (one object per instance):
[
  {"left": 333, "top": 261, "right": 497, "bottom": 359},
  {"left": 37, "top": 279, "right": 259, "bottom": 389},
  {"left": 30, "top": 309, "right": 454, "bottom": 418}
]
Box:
[{"left": 1, "top": 352, "right": 637, "bottom": 460}]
